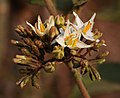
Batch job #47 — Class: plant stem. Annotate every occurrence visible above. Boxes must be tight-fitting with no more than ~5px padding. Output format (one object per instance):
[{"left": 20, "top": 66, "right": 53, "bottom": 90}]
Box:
[
  {"left": 66, "top": 61, "right": 90, "bottom": 98},
  {"left": 44, "top": 0, "right": 58, "bottom": 16}
]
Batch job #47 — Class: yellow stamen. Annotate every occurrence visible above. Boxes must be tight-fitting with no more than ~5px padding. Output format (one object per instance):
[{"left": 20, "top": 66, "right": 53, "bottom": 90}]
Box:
[
  {"left": 67, "top": 38, "right": 73, "bottom": 45},
  {"left": 40, "top": 23, "right": 45, "bottom": 32},
  {"left": 65, "top": 34, "right": 78, "bottom": 48},
  {"left": 72, "top": 38, "right": 78, "bottom": 47},
  {"left": 82, "top": 22, "right": 91, "bottom": 34}
]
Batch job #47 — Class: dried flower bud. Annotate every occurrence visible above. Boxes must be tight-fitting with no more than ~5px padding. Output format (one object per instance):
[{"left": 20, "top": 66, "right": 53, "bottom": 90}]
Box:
[
  {"left": 89, "top": 65, "right": 101, "bottom": 81},
  {"left": 52, "top": 46, "right": 64, "bottom": 59},
  {"left": 96, "top": 58, "right": 106, "bottom": 64},
  {"left": 44, "top": 62, "right": 56, "bottom": 73},
  {"left": 70, "top": 49, "right": 77, "bottom": 55},
  {"left": 31, "top": 76, "right": 40, "bottom": 89},
  {"left": 13, "top": 55, "right": 40, "bottom": 68},
  {"left": 31, "top": 45, "right": 40, "bottom": 57},
  {"left": 23, "top": 38, "right": 34, "bottom": 46},
  {"left": 16, "top": 76, "right": 31, "bottom": 88},
  {"left": 20, "top": 48, "right": 37, "bottom": 59},
  {"left": 16, "top": 25, "right": 28, "bottom": 37},
  {"left": 93, "top": 29, "right": 103, "bottom": 40},
  {"left": 49, "top": 26, "right": 59, "bottom": 40},
  {"left": 81, "top": 67, "right": 88, "bottom": 75},
  {"left": 25, "top": 28, "right": 33, "bottom": 36},
  {"left": 80, "top": 60, "right": 89, "bottom": 67},
  {"left": 93, "top": 40, "right": 106, "bottom": 49},
  {"left": 96, "top": 51, "right": 109, "bottom": 59},
  {"left": 34, "top": 39, "right": 43, "bottom": 48},
  {"left": 11, "top": 40, "right": 27, "bottom": 47}
]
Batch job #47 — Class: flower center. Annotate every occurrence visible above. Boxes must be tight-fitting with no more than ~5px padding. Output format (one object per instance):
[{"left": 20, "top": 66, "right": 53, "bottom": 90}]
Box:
[
  {"left": 40, "top": 23, "right": 45, "bottom": 32},
  {"left": 65, "top": 34, "right": 78, "bottom": 47}
]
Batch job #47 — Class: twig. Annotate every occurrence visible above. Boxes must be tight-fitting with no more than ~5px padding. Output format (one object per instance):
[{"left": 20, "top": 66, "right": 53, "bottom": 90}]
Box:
[
  {"left": 44, "top": 0, "right": 58, "bottom": 16},
  {"left": 66, "top": 61, "right": 90, "bottom": 98}
]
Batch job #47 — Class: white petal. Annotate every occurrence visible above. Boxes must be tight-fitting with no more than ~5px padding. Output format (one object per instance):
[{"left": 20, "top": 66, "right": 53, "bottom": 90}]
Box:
[
  {"left": 26, "top": 21, "right": 36, "bottom": 32},
  {"left": 59, "top": 28, "right": 64, "bottom": 34},
  {"left": 82, "top": 13, "right": 96, "bottom": 41},
  {"left": 76, "top": 41, "right": 92, "bottom": 48},
  {"left": 51, "top": 39, "right": 57, "bottom": 45},
  {"left": 49, "top": 16, "right": 55, "bottom": 27},
  {"left": 84, "top": 13, "right": 96, "bottom": 32},
  {"left": 51, "top": 34, "right": 64, "bottom": 46},
  {"left": 38, "top": 15, "right": 42, "bottom": 30},
  {"left": 103, "top": 43, "right": 107, "bottom": 46},
  {"left": 82, "top": 31, "right": 95, "bottom": 41},
  {"left": 89, "top": 13, "right": 96, "bottom": 22},
  {"left": 56, "top": 36, "right": 66, "bottom": 47},
  {"left": 73, "top": 11, "right": 84, "bottom": 28},
  {"left": 46, "top": 16, "right": 55, "bottom": 32},
  {"left": 64, "top": 20, "right": 70, "bottom": 38}
]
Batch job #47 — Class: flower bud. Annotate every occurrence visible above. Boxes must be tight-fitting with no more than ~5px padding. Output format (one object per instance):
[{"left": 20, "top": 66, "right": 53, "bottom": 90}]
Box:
[
  {"left": 23, "top": 38, "right": 34, "bottom": 46},
  {"left": 96, "top": 51, "right": 109, "bottom": 59},
  {"left": 31, "top": 45, "right": 40, "bottom": 57},
  {"left": 96, "top": 58, "right": 106, "bottom": 64},
  {"left": 93, "top": 29, "right": 103, "bottom": 40},
  {"left": 13, "top": 55, "right": 39, "bottom": 68},
  {"left": 80, "top": 60, "right": 89, "bottom": 67},
  {"left": 49, "top": 26, "right": 59, "bottom": 40},
  {"left": 16, "top": 25, "right": 27, "bottom": 37},
  {"left": 16, "top": 76, "right": 31, "bottom": 88},
  {"left": 52, "top": 46, "right": 64, "bottom": 59},
  {"left": 11, "top": 40, "right": 27, "bottom": 47},
  {"left": 70, "top": 49, "right": 77, "bottom": 55},
  {"left": 44, "top": 62, "right": 56, "bottom": 73},
  {"left": 89, "top": 65, "right": 101, "bottom": 81},
  {"left": 93, "top": 40, "right": 106, "bottom": 49},
  {"left": 21, "top": 48, "right": 37, "bottom": 59},
  {"left": 55, "top": 15, "right": 65, "bottom": 26},
  {"left": 81, "top": 67, "right": 88, "bottom": 75}
]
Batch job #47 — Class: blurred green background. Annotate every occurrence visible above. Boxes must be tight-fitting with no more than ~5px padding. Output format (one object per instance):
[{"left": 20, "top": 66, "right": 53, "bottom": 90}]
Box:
[{"left": 0, "top": 0, "right": 120, "bottom": 98}]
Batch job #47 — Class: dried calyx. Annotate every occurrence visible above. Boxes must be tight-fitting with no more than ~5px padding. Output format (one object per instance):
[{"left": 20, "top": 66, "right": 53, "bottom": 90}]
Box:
[{"left": 12, "top": 12, "right": 109, "bottom": 88}]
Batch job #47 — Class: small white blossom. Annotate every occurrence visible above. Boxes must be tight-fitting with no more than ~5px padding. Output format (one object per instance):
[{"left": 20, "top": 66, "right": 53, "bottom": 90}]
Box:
[
  {"left": 51, "top": 20, "right": 92, "bottom": 49},
  {"left": 73, "top": 12, "right": 98, "bottom": 41},
  {"left": 26, "top": 15, "right": 54, "bottom": 37}
]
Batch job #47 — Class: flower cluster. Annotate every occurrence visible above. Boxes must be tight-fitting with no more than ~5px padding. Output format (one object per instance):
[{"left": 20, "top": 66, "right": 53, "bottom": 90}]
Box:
[{"left": 12, "top": 12, "right": 108, "bottom": 88}]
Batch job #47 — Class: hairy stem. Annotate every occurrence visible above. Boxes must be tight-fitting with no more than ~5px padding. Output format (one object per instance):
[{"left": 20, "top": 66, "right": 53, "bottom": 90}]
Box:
[
  {"left": 66, "top": 61, "right": 90, "bottom": 98},
  {"left": 44, "top": 0, "right": 58, "bottom": 16}
]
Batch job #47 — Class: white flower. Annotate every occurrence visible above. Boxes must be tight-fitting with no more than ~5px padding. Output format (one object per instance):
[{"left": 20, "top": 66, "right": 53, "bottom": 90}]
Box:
[
  {"left": 45, "top": 16, "right": 55, "bottom": 33},
  {"left": 26, "top": 15, "right": 54, "bottom": 37},
  {"left": 51, "top": 20, "right": 92, "bottom": 49},
  {"left": 73, "top": 12, "right": 97, "bottom": 41}
]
